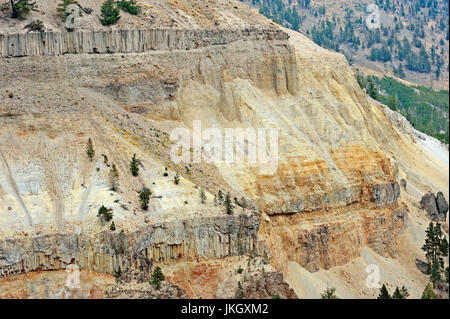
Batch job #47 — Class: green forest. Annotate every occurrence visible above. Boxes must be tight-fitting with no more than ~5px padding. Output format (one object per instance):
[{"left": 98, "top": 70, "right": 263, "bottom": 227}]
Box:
[{"left": 357, "top": 74, "right": 449, "bottom": 143}]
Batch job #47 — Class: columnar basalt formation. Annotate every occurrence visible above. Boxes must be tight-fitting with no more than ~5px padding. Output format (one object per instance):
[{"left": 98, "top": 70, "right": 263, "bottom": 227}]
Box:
[
  {"left": 0, "top": 28, "right": 288, "bottom": 57},
  {"left": 0, "top": 214, "right": 259, "bottom": 277}
]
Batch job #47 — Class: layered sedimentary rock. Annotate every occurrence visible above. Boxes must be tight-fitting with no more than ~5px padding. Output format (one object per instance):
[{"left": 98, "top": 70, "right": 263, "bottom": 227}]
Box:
[
  {"left": 1, "top": 2, "right": 447, "bottom": 299},
  {"left": 0, "top": 24, "right": 408, "bottom": 280},
  {"left": 259, "top": 203, "right": 408, "bottom": 273}
]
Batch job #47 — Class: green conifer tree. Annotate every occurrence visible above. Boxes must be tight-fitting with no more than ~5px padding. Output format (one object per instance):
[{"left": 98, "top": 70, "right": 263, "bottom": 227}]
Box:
[
  {"left": 130, "top": 154, "right": 140, "bottom": 176},
  {"left": 99, "top": 0, "right": 120, "bottom": 25},
  {"left": 377, "top": 284, "right": 391, "bottom": 299},
  {"left": 86, "top": 138, "right": 95, "bottom": 161}
]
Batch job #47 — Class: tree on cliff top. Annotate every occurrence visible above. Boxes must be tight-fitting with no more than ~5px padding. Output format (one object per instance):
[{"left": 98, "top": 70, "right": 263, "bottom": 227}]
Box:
[
  {"left": 99, "top": 0, "right": 120, "bottom": 26},
  {"left": 10, "top": 0, "right": 38, "bottom": 19}
]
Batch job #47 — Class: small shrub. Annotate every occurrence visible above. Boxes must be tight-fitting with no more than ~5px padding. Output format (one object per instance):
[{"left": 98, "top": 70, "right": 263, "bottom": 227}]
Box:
[
  {"left": 117, "top": 0, "right": 141, "bottom": 15},
  {"left": 97, "top": 205, "right": 113, "bottom": 222},
  {"left": 236, "top": 267, "right": 244, "bottom": 274},
  {"left": 174, "top": 172, "right": 180, "bottom": 185},
  {"left": 110, "top": 221, "right": 116, "bottom": 231},
  {"left": 24, "top": 19, "right": 44, "bottom": 32},
  {"left": 320, "top": 286, "right": 339, "bottom": 299}
]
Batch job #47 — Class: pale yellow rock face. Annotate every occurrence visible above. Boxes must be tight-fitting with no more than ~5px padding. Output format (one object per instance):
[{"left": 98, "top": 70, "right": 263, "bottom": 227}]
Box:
[{"left": 0, "top": 1, "right": 448, "bottom": 298}]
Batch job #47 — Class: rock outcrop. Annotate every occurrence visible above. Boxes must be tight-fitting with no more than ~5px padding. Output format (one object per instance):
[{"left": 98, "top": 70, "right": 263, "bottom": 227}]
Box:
[
  {"left": 0, "top": 214, "right": 259, "bottom": 277},
  {"left": 105, "top": 281, "right": 187, "bottom": 299},
  {"left": 420, "top": 191, "right": 448, "bottom": 221},
  {"left": 0, "top": 28, "right": 288, "bottom": 57},
  {"left": 240, "top": 271, "right": 298, "bottom": 299},
  {"left": 436, "top": 192, "right": 449, "bottom": 218}
]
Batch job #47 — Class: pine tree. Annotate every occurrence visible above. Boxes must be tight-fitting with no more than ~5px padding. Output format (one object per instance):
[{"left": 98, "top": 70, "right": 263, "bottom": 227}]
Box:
[
  {"left": 430, "top": 259, "right": 442, "bottom": 287},
  {"left": 109, "top": 163, "right": 120, "bottom": 191},
  {"left": 86, "top": 138, "right": 95, "bottom": 161},
  {"left": 421, "top": 283, "right": 437, "bottom": 299},
  {"left": 422, "top": 221, "right": 449, "bottom": 285},
  {"left": 150, "top": 266, "right": 165, "bottom": 290},
  {"left": 137, "top": 186, "right": 151, "bottom": 210},
  {"left": 377, "top": 284, "right": 391, "bottom": 299},
  {"left": 97, "top": 205, "right": 113, "bottom": 222},
  {"left": 130, "top": 154, "right": 140, "bottom": 176},
  {"left": 99, "top": 0, "right": 120, "bottom": 25},
  {"left": 367, "top": 77, "right": 379, "bottom": 100},
  {"left": 199, "top": 189, "right": 206, "bottom": 204},
  {"left": 224, "top": 192, "right": 234, "bottom": 215},
  {"left": 10, "top": 0, "right": 38, "bottom": 19},
  {"left": 320, "top": 286, "right": 339, "bottom": 299},
  {"left": 218, "top": 190, "right": 224, "bottom": 203},
  {"left": 392, "top": 286, "right": 409, "bottom": 299}
]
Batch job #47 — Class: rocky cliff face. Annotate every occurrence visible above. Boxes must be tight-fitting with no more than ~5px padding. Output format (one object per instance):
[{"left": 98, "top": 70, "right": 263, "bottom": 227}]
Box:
[
  {"left": 0, "top": 212, "right": 259, "bottom": 277},
  {"left": 0, "top": 0, "right": 448, "bottom": 299},
  {"left": 0, "top": 28, "right": 288, "bottom": 57}
]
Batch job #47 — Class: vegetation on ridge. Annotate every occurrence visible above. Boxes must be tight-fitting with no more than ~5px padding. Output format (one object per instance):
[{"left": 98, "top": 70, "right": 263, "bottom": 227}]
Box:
[{"left": 357, "top": 73, "right": 449, "bottom": 144}]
